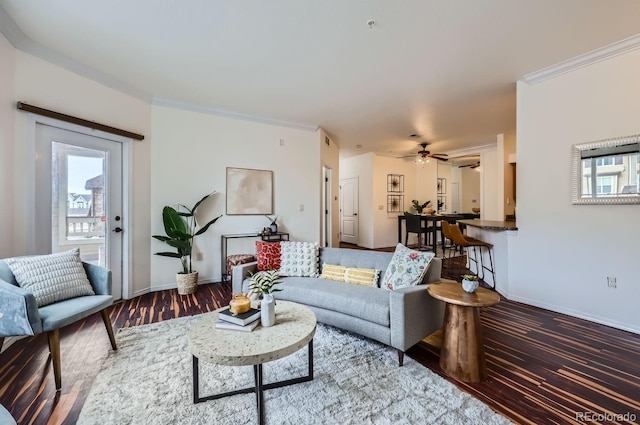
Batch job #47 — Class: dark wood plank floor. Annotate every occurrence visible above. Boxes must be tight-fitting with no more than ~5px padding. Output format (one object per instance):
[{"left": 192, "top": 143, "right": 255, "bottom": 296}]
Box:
[{"left": 1, "top": 257, "right": 639, "bottom": 425}]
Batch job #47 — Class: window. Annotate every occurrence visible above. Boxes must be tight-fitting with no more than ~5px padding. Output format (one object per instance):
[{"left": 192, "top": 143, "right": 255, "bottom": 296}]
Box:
[
  {"left": 596, "top": 157, "right": 614, "bottom": 166},
  {"left": 596, "top": 176, "right": 614, "bottom": 195}
]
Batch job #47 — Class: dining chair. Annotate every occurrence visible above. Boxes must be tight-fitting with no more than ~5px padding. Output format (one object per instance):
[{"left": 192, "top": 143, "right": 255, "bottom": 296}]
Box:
[{"left": 404, "top": 212, "right": 429, "bottom": 250}]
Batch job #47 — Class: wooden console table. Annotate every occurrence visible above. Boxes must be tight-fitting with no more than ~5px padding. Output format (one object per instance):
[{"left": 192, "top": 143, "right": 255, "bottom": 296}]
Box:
[
  {"left": 220, "top": 232, "right": 289, "bottom": 281},
  {"left": 427, "top": 282, "right": 500, "bottom": 382}
]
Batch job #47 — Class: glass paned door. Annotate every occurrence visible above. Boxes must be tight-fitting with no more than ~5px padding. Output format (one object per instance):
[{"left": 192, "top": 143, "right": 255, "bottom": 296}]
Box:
[
  {"left": 36, "top": 124, "right": 123, "bottom": 300},
  {"left": 52, "top": 142, "right": 107, "bottom": 266}
]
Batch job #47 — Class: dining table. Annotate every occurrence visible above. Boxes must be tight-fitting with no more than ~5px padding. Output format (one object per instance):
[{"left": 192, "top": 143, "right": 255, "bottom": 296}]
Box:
[{"left": 397, "top": 213, "right": 475, "bottom": 254}]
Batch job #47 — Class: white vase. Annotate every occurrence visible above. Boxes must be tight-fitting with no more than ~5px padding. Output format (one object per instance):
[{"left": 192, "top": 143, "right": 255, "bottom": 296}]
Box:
[
  {"left": 462, "top": 279, "right": 479, "bottom": 293},
  {"left": 261, "top": 294, "right": 275, "bottom": 327}
]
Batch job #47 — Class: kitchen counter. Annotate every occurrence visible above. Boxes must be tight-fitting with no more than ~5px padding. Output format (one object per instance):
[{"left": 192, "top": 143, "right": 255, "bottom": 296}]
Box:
[{"left": 456, "top": 219, "right": 517, "bottom": 231}]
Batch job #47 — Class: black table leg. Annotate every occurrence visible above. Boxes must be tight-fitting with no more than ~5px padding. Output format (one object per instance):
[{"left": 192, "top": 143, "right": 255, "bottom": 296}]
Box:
[
  {"left": 193, "top": 339, "right": 314, "bottom": 423},
  {"left": 254, "top": 364, "right": 264, "bottom": 425}
]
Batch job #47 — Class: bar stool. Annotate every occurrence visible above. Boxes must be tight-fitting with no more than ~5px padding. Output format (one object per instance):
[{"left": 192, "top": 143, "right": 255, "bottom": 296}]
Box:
[{"left": 447, "top": 223, "right": 496, "bottom": 288}]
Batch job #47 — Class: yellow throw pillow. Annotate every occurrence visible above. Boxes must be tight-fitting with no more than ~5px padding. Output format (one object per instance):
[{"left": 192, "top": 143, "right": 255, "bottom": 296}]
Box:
[
  {"left": 345, "top": 267, "right": 380, "bottom": 287},
  {"left": 320, "top": 264, "right": 346, "bottom": 282}
]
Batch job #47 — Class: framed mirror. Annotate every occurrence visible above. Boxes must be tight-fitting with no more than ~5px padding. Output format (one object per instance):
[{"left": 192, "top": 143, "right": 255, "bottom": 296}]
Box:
[{"left": 571, "top": 134, "right": 640, "bottom": 205}]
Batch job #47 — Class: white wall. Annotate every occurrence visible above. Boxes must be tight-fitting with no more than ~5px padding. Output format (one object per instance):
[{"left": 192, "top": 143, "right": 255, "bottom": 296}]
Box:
[
  {"left": 5, "top": 48, "right": 153, "bottom": 295},
  {"left": 480, "top": 144, "right": 502, "bottom": 220},
  {"left": 150, "top": 105, "right": 320, "bottom": 288},
  {"left": 513, "top": 47, "right": 640, "bottom": 333},
  {"left": 340, "top": 153, "right": 428, "bottom": 249},
  {"left": 340, "top": 153, "right": 374, "bottom": 248},
  {"left": 373, "top": 156, "right": 418, "bottom": 248},
  {"left": 0, "top": 33, "right": 15, "bottom": 259},
  {"left": 319, "top": 129, "right": 340, "bottom": 247}
]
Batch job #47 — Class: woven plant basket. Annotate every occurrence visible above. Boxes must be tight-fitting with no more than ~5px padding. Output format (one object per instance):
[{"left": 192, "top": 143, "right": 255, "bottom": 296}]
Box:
[{"left": 176, "top": 272, "right": 198, "bottom": 295}]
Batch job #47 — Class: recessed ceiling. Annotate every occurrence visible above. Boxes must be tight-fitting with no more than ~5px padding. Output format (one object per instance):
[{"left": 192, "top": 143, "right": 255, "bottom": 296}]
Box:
[{"left": 1, "top": 0, "right": 639, "bottom": 158}]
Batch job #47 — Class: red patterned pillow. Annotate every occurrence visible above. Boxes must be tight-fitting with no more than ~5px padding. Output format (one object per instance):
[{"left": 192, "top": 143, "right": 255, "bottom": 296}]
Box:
[{"left": 256, "top": 241, "right": 282, "bottom": 271}]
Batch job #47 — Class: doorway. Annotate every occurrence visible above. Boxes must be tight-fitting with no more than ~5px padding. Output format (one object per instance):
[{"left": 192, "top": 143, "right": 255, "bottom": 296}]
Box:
[
  {"left": 34, "top": 123, "right": 125, "bottom": 300},
  {"left": 322, "top": 166, "right": 332, "bottom": 248},
  {"left": 340, "top": 177, "right": 359, "bottom": 244}
]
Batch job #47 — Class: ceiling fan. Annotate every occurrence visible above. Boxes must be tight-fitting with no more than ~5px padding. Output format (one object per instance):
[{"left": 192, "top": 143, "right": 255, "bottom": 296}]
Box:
[
  {"left": 459, "top": 161, "right": 480, "bottom": 169},
  {"left": 399, "top": 142, "right": 448, "bottom": 162}
]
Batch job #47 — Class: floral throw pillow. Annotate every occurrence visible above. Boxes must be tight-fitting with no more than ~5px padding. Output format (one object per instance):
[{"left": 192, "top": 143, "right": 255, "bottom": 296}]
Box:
[
  {"left": 279, "top": 241, "right": 320, "bottom": 277},
  {"left": 256, "top": 241, "right": 281, "bottom": 271},
  {"left": 380, "top": 243, "right": 434, "bottom": 291}
]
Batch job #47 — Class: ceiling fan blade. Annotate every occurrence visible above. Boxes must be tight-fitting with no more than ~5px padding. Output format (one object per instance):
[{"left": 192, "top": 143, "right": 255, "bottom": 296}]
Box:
[
  {"left": 429, "top": 155, "right": 448, "bottom": 161},
  {"left": 397, "top": 154, "right": 418, "bottom": 159}
]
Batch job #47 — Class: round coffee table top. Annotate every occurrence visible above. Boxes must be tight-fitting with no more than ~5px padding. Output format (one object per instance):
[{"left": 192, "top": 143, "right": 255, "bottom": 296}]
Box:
[
  {"left": 428, "top": 281, "right": 500, "bottom": 308},
  {"left": 188, "top": 300, "right": 316, "bottom": 367}
]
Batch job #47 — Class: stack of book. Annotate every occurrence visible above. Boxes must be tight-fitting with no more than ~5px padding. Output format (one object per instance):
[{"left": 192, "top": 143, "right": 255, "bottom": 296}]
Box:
[{"left": 216, "top": 306, "right": 261, "bottom": 332}]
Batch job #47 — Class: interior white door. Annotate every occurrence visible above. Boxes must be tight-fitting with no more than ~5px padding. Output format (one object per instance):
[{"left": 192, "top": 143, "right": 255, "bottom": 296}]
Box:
[
  {"left": 451, "top": 182, "right": 460, "bottom": 213},
  {"left": 35, "top": 124, "right": 124, "bottom": 300},
  {"left": 340, "top": 177, "right": 359, "bottom": 244}
]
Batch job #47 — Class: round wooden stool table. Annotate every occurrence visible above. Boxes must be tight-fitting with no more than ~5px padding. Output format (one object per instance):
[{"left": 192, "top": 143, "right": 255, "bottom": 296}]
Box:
[{"left": 427, "top": 281, "right": 500, "bottom": 382}]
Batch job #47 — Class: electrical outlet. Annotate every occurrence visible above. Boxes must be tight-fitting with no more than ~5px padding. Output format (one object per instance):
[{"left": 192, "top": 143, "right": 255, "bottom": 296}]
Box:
[{"left": 607, "top": 277, "right": 617, "bottom": 288}]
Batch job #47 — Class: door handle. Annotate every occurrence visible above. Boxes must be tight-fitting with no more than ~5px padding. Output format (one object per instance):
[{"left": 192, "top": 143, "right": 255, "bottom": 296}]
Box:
[
  {"left": 112, "top": 227, "right": 123, "bottom": 233},
  {"left": 353, "top": 213, "right": 358, "bottom": 216}
]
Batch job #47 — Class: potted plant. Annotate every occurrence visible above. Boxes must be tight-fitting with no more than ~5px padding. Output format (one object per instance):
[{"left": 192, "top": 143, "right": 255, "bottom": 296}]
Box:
[
  {"left": 248, "top": 269, "right": 282, "bottom": 327},
  {"left": 152, "top": 192, "right": 222, "bottom": 295},
  {"left": 265, "top": 215, "right": 279, "bottom": 233},
  {"left": 461, "top": 274, "right": 479, "bottom": 293},
  {"left": 411, "top": 199, "right": 432, "bottom": 214}
]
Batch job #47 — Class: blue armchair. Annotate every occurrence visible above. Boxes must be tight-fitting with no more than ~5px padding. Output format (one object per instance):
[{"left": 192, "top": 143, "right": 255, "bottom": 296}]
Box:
[{"left": 0, "top": 259, "right": 117, "bottom": 391}]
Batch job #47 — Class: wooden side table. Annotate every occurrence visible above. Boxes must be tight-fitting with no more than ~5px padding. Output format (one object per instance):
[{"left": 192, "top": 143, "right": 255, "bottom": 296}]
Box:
[{"left": 427, "top": 282, "right": 500, "bottom": 382}]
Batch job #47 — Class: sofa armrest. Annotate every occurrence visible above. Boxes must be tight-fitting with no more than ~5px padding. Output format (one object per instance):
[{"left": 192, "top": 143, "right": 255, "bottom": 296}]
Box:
[
  {"left": 231, "top": 261, "right": 258, "bottom": 294},
  {"left": 0, "top": 279, "right": 41, "bottom": 336},
  {"left": 389, "top": 284, "right": 445, "bottom": 352},
  {"left": 83, "top": 262, "right": 112, "bottom": 296}
]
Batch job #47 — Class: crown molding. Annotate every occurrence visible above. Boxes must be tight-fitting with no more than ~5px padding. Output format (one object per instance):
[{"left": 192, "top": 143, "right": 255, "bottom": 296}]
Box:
[
  {"left": 152, "top": 97, "right": 319, "bottom": 132},
  {"left": 0, "top": 4, "right": 152, "bottom": 102},
  {"left": 522, "top": 33, "right": 640, "bottom": 84}
]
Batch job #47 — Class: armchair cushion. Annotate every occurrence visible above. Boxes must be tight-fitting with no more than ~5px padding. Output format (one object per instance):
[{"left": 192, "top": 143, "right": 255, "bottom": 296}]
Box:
[
  {"left": 38, "top": 294, "right": 113, "bottom": 332},
  {"left": 5, "top": 249, "right": 95, "bottom": 307}
]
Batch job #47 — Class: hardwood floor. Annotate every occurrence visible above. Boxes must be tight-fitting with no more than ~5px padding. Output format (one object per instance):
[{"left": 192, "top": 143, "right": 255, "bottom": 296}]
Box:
[{"left": 1, "top": 261, "right": 639, "bottom": 424}]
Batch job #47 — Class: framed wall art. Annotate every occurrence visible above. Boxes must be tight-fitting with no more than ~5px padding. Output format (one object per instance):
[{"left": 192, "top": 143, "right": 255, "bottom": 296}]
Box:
[
  {"left": 226, "top": 167, "right": 273, "bottom": 215},
  {"left": 387, "top": 174, "right": 404, "bottom": 192},
  {"left": 387, "top": 194, "right": 404, "bottom": 213}
]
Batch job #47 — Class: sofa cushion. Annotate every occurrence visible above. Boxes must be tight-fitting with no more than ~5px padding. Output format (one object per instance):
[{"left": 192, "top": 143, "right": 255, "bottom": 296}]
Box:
[
  {"left": 320, "top": 264, "right": 346, "bottom": 282},
  {"left": 5, "top": 249, "right": 96, "bottom": 307},
  {"left": 273, "top": 277, "right": 390, "bottom": 327},
  {"left": 279, "top": 241, "right": 320, "bottom": 277},
  {"left": 380, "top": 244, "right": 434, "bottom": 291},
  {"left": 256, "top": 241, "right": 281, "bottom": 271},
  {"left": 344, "top": 267, "right": 379, "bottom": 287}
]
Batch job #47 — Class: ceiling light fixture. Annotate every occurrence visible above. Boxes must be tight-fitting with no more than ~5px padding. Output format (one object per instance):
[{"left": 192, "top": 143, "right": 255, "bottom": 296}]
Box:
[
  {"left": 415, "top": 156, "right": 429, "bottom": 165},
  {"left": 367, "top": 20, "right": 376, "bottom": 28}
]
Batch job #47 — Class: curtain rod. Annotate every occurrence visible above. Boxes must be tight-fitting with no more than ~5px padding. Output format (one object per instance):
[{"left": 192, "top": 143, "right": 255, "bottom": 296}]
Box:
[{"left": 16, "top": 101, "right": 145, "bottom": 141}]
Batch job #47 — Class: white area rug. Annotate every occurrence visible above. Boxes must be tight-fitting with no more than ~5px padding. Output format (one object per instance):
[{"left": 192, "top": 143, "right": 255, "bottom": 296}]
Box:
[{"left": 78, "top": 315, "right": 512, "bottom": 425}]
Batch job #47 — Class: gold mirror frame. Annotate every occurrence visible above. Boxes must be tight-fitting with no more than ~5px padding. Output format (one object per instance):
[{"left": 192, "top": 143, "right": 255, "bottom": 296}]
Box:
[{"left": 571, "top": 134, "right": 640, "bottom": 205}]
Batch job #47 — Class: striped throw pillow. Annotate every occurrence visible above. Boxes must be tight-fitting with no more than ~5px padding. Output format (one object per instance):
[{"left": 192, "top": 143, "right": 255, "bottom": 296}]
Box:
[
  {"left": 5, "top": 248, "right": 95, "bottom": 307},
  {"left": 345, "top": 267, "right": 380, "bottom": 287},
  {"left": 320, "top": 264, "right": 346, "bottom": 282}
]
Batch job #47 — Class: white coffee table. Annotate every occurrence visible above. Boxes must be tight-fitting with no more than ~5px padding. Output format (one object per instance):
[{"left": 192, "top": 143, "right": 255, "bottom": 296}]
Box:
[{"left": 188, "top": 300, "right": 316, "bottom": 425}]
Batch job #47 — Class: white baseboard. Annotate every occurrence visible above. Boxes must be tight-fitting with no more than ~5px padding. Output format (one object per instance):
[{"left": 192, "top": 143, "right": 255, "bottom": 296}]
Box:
[
  {"left": 506, "top": 293, "right": 640, "bottom": 335},
  {"left": 132, "top": 277, "right": 220, "bottom": 299}
]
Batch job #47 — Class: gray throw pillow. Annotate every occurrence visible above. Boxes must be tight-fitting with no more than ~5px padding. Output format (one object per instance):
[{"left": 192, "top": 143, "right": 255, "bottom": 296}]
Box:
[{"left": 5, "top": 248, "right": 95, "bottom": 307}]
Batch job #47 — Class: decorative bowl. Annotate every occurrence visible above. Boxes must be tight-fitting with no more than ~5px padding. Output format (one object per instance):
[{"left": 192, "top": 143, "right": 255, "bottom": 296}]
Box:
[
  {"left": 472, "top": 207, "right": 480, "bottom": 213},
  {"left": 462, "top": 278, "right": 479, "bottom": 293}
]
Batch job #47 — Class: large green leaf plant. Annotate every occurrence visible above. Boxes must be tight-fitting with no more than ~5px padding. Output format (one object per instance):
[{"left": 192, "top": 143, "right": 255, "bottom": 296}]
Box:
[{"left": 152, "top": 192, "right": 222, "bottom": 274}]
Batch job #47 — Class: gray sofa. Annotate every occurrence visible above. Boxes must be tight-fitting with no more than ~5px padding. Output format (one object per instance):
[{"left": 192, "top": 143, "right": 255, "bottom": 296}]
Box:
[{"left": 232, "top": 247, "right": 446, "bottom": 366}]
